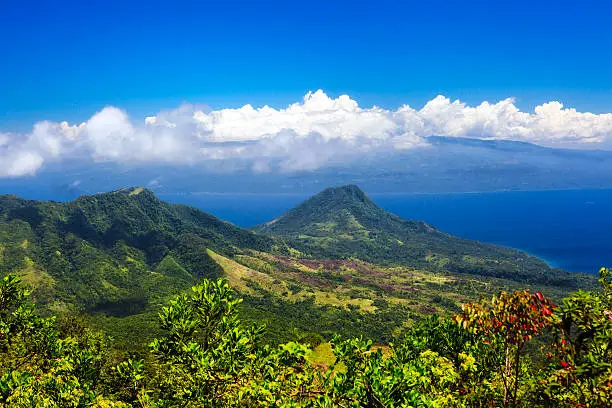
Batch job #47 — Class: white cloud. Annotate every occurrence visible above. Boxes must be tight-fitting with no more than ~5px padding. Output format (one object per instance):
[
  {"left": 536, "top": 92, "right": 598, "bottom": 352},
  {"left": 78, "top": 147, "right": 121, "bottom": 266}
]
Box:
[
  {"left": 412, "top": 96, "right": 612, "bottom": 146},
  {"left": 2, "top": 90, "right": 612, "bottom": 177},
  {"left": 0, "top": 133, "right": 9, "bottom": 147},
  {"left": 1, "top": 151, "right": 44, "bottom": 177}
]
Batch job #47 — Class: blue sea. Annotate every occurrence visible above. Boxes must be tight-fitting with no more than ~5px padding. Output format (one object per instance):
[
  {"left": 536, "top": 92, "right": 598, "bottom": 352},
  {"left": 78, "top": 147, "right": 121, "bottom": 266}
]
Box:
[{"left": 159, "top": 189, "right": 612, "bottom": 274}]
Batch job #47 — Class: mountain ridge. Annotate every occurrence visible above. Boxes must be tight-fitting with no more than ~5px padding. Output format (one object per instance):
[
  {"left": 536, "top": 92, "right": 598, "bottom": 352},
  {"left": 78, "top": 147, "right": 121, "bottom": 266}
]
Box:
[{"left": 0, "top": 187, "right": 283, "bottom": 314}]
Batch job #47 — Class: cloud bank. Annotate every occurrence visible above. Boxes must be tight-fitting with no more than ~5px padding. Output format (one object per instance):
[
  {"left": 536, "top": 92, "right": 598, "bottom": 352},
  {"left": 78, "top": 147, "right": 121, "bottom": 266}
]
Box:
[{"left": 2, "top": 90, "right": 612, "bottom": 177}]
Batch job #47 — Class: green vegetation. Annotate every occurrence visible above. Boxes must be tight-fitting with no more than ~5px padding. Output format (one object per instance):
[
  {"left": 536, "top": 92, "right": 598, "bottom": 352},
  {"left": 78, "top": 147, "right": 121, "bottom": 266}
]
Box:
[
  {"left": 1, "top": 268, "right": 610, "bottom": 406},
  {"left": 0, "top": 186, "right": 597, "bottom": 349},
  {"left": 0, "top": 188, "right": 277, "bottom": 314},
  {"left": 0, "top": 188, "right": 286, "bottom": 348}
]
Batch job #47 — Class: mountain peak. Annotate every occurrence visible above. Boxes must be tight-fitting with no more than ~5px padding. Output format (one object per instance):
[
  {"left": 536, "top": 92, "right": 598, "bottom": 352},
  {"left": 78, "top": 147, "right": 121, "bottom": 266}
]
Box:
[
  {"left": 253, "top": 185, "right": 389, "bottom": 236},
  {"left": 312, "top": 184, "right": 373, "bottom": 207},
  {"left": 78, "top": 187, "right": 160, "bottom": 204},
  {"left": 291, "top": 184, "right": 379, "bottom": 217},
  {"left": 111, "top": 186, "right": 153, "bottom": 197},
  {"left": 325, "top": 184, "right": 363, "bottom": 193}
]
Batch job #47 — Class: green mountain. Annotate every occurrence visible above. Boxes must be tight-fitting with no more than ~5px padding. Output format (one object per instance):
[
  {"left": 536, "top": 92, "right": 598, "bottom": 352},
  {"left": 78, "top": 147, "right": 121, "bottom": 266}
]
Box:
[
  {"left": 0, "top": 187, "right": 280, "bottom": 315},
  {"left": 0, "top": 186, "right": 595, "bottom": 349},
  {"left": 253, "top": 185, "right": 583, "bottom": 287}
]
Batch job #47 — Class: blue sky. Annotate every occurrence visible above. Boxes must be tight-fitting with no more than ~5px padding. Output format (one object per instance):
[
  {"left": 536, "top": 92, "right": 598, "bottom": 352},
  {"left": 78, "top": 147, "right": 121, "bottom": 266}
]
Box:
[
  {"left": 2, "top": 0, "right": 612, "bottom": 191},
  {"left": 2, "top": 0, "right": 612, "bottom": 130}
]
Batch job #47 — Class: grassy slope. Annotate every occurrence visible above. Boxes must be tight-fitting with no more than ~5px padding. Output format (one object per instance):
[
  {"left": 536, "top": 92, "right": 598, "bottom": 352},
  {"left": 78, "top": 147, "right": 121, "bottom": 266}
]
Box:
[{"left": 206, "top": 247, "right": 594, "bottom": 347}]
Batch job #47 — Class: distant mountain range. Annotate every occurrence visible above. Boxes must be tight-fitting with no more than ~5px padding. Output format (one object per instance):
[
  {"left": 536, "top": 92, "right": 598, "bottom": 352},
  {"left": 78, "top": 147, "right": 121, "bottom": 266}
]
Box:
[
  {"left": 0, "top": 185, "right": 596, "bottom": 348},
  {"left": 2, "top": 137, "right": 612, "bottom": 199}
]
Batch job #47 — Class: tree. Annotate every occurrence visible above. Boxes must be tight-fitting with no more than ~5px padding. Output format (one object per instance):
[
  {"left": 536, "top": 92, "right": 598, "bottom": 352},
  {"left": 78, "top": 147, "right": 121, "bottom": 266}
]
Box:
[
  {"left": 146, "top": 278, "right": 315, "bottom": 407},
  {"left": 0, "top": 275, "right": 124, "bottom": 407},
  {"left": 454, "top": 290, "right": 556, "bottom": 406}
]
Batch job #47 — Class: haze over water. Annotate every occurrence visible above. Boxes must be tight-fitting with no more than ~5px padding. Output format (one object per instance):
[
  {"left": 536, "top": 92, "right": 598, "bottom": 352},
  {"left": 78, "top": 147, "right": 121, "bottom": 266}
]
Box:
[{"left": 159, "top": 188, "right": 612, "bottom": 275}]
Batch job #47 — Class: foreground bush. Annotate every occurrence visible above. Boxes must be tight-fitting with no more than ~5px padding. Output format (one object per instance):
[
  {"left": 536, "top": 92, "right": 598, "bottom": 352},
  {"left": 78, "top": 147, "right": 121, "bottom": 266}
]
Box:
[{"left": 1, "top": 268, "right": 610, "bottom": 407}]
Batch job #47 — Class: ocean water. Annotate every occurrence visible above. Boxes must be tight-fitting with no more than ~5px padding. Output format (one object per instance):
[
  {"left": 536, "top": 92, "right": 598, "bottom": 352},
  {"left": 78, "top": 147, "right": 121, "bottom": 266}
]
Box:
[{"left": 159, "top": 189, "right": 612, "bottom": 274}]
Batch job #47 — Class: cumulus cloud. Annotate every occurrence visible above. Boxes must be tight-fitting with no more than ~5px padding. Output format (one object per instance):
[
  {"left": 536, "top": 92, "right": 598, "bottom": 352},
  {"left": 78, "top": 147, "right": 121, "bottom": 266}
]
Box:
[
  {"left": 414, "top": 96, "right": 612, "bottom": 145},
  {"left": 2, "top": 90, "right": 612, "bottom": 177},
  {"left": 1, "top": 151, "right": 44, "bottom": 177},
  {"left": 0, "top": 132, "right": 45, "bottom": 177}
]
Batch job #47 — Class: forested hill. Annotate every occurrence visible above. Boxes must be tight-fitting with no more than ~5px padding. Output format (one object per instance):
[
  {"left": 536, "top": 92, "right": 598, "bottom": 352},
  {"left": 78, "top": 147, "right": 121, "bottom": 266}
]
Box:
[
  {"left": 0, "top": 187, "right": 283, "bottom": 315},
  {"left": 253, "top": 185, "right": 588, "bottom": 288},
  {"left": 0, "top": 187, "right": 277, "bottom": 251}
]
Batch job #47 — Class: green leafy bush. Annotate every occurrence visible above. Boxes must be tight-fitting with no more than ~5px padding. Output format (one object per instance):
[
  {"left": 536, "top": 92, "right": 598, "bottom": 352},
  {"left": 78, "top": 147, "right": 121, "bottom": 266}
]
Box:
[{"left": 1, "top": 268, "right": 611, "bottom": 407}]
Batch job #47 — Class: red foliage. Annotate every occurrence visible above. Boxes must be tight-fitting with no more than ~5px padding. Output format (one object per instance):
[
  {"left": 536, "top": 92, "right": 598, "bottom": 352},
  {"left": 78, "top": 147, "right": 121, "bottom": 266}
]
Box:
[{"left": 453, "top": 290, "right": 556, "bottom": 346}]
